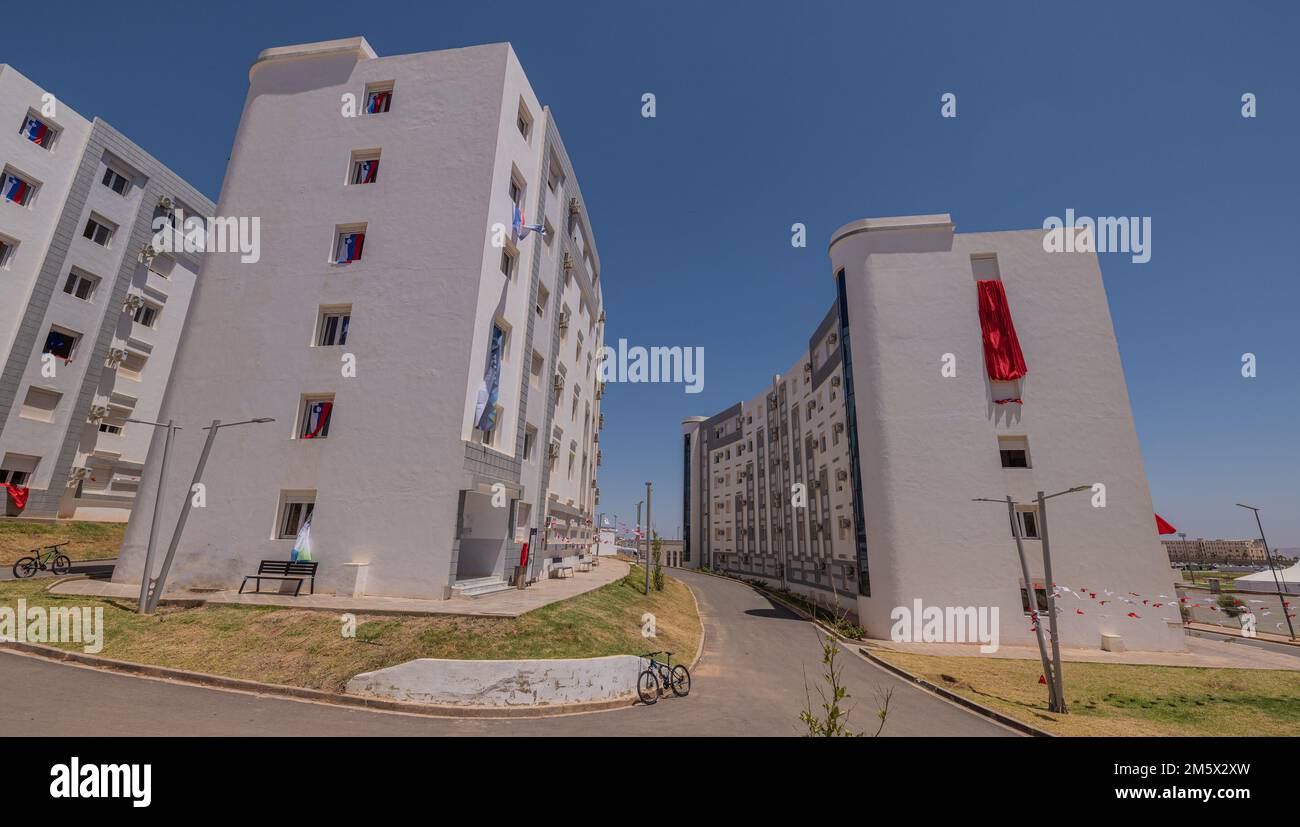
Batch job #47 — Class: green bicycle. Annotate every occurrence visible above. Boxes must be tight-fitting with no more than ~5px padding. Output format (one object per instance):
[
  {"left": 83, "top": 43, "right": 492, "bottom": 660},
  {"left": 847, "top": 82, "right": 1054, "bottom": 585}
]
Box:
[
  {"left": 12, "top": 541, "right": 72, "bottom": 579},
  {"left": 636, "top": 651, "right": 691, "bottom": 705}
]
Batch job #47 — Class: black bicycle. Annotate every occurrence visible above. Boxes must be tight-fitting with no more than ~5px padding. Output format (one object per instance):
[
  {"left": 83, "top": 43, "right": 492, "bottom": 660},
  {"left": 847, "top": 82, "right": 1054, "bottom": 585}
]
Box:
[
  {"left": 637, "top": 651, "right": 690, "bottom": 704},
  {"left": 12, "top": 541, "right": 72, "bottom": 579}
]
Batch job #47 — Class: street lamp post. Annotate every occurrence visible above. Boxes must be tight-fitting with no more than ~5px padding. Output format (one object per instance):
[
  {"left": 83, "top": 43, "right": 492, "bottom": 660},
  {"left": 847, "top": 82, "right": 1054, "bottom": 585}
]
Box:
[
  {"left": 645, "top": 481, "right": 653, "bottom": 595},
  {"left": 125, "top": 418, "right": 181, "bottom": 613},
  {"left": 143, "top": 417, "right": 274, "bottom": 614},
  {"left": 1236, "top": 503, "right": 1296, "bottom": 641},
  {"left": 1034, "top": 485, "right": 1091, "bottom": 715}
]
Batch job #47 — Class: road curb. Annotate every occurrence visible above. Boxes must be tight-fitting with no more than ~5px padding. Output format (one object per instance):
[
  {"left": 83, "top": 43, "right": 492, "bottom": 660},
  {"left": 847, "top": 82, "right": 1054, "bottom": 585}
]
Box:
[
  {"left": 857, "top": 647, "right": 1052, "bottom": 737},
  {"left": 0, "top": 640, "right": 639, "bottom": 719}
]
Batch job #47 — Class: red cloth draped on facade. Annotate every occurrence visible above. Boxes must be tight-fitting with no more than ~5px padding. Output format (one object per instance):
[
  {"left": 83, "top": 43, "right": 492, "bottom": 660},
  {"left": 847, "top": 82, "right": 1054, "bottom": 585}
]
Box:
[
  {"left": 1154, "top": 513, "right": 1177, "bottom": 535},
  {"left": 2, "top": 484, "right": 30, "bottom": 510},
  {"left": 976, "top": 280, "right": 1028, "bottom": 381}
]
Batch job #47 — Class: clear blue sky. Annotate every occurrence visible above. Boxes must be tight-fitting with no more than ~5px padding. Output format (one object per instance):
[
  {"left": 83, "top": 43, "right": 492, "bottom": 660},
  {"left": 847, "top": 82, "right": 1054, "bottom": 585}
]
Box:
[{"left": 8, "top": 1, "right": 1297, "bottom": 546}]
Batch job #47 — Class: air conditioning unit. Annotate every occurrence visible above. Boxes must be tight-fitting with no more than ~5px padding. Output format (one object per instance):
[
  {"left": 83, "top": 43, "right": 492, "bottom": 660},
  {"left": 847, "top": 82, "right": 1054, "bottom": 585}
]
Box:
[
  {"left": 548, "top": 441, "right": 561, "bottom": 460},
  {"left": 598, "top": 413, "right": 605, "bottom": 429},
  {"left": 558, "top": 309, "right": 570, "bottom": 330},
  {"left": 552, "top": 372, "right": 565, "bottom": 390},
  {"left": 834, "top": 422, "right": 844, "bottom": 433},
  {"left": 137, "top": 245, "right": 158, "bottom": 264},
  {"left": 157, "top": 195, "right": 174, "bottom": 212},
  {"left": 563, "top": 251, "right": 574, "bottom": 271},
  {"left": 839, "top": 516, "right": 851, "bottom": 528},
  {"left": 831, "top": 376, "right": 842, "bottom": 387},
  {"left": 122, "top": 293, "right": 145, "bottom": 313},
  {"left": 568, "top": 197, "right": 581, "bottom": 216},
  {"left": 68, "top": 466, "right": 92, "bottom": 483},
  {"left": 596, "top": 451, "right": 602, "bottom": 466},
  {"left": 837, "top": 468, "right": 848, "bottom": 481},
  {"left": 105, "top": 347, "right": 128, "bottom": 367},
  {"left": 86, "top": 405, "right": 108, "bottom": 424}
]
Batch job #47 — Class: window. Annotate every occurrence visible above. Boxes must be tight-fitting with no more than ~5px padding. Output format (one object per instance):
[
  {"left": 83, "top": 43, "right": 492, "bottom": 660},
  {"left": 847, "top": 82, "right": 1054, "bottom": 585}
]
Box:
[
  {"left": 500, "top": 247, "right": 516, "bottom": 279},
  {"left": 62, "top": 270, "right": 99, "bottom": 302},
  {"left": 1020, "top": 583, "right": 1049, "bottom": 615},
  {"left": 317, "top": 308, "right": 351, "bottom": 346},
  {"left": 20, "top": 113, "right": 57, "bottom": 148},
  {"left": 524, "top": 425, "right": 538, "bottom": 461},
  {"left": 83, "top": 216, "right": 114, "bottom": 247},
  {"left": 19, "top": 387, "right": 61, "bottom": 423},
  {"left": 299, "top": 396, "right": 334, "bottom": 439},
  {"left": 0, "top": 454, "right": 38, "bottom": 487},
  {"left": 0, "top": 237, "right": 14, "bottom": 268},
  {"left": 43, "top": 327, "right": 79, "bottom": 361},
  {"left": 530, "top": 350, "right": 544, "bottom": 390},
  {"left": 364, "top": 84, "right": 393, "bottom": 114},
  {"left": 999, "top": 435, "right": 1030, "bottom": 468},
  {"left": 133, "top": 302, "right": 161, "bottom": 328},
  {"left": 2, "top": 169, "right": 37, "bottom": 206},
  {"left": 99, "top": 421, "right": 125, "bottom": 435},
  {"left": 1011, "top": 508, "right": 1040, "bottom": 540},
  {"left": 509, "top": 176, "right": 523, "bottom": 209},
  {"left": 350, "top": 153, "right": 379, "bottom": 185},
  {"left": 118, "top": 350, "right": 147, "bottom": 381},
  {"left": 536, "top": 283, "right": 549, "bottom": 318},
  {"left": 102, "top": 166, "right": 131, "bottom": 195},
  {"left": 517, "top": 99, "right": 533, "bottom": 141},
  {"left": 277, "top": 494, "right": 316, "bottom": 539},
  {"left": 335, "top": 226, "right": 366, "bottom": 263}
]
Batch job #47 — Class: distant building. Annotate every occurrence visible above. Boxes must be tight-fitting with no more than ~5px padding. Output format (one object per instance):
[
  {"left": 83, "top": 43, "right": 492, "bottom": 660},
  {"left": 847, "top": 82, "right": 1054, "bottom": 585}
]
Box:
[{"left": 1162, "top": 538, "right": 1269, "bottom": 565}]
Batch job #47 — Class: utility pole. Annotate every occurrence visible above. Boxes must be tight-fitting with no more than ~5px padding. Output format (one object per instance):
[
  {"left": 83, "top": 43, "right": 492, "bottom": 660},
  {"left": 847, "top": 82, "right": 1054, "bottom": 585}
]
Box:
[
  {"left": 126, "top": 417, "right": 179, "bottom": 613},
  {"left": 144, "top": 417, "right": 273, "bottom": 613},
  {"left": 1036, "top": 490, "right": 1066, "bottom": 714},
  {"left": 1237, "top": 503, "right": 1296, "bottom": 641},
  {"left": 645, "top": 481, "right": 653, "bottom": 595}
]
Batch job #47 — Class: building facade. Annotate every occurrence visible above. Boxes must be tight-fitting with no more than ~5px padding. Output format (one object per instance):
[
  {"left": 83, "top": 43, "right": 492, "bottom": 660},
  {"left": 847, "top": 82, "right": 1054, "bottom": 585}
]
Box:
[
  {"left": 684, "top": 214, "right": 1184, "bottom": 651},
  {"left": 0, "top": 65, "right": 212, "bottom": 520},
  {"left": 112, "top": 38, "right": 603, "bottom": 600},
  {"left": 1162, "top": 538, "right": 1269, "bottom": 565}
]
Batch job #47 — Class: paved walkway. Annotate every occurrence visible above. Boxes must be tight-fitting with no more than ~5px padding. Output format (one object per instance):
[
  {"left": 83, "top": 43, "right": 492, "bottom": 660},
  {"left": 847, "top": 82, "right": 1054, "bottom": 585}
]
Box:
[
  {"left": 0, "top": 569, "right": 1013, "bottom": 736},
  {"left": 49, "top": 559, "right": 629, "bottom": 618},
  {"left": 864, "top": 632, "right": 1300, "bottom": 671}
]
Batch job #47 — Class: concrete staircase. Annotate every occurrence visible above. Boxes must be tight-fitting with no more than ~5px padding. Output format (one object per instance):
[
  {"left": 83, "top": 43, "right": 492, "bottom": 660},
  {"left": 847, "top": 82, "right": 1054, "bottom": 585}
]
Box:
[{"left": 451, "top": 575, "right": 514, "bottom": 598}]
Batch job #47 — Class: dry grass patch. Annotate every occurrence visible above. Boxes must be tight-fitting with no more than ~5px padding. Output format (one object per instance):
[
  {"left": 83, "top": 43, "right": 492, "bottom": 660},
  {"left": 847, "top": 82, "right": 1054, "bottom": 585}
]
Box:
[
  {"left": 871, "top": 649, "right": 1300, "bottom": 736},
  {"left": 0, "top": 520, "right": 125, "bottom": 567},
  {"left": 0, "top": 565, "right": 702, "bottom": 693}
]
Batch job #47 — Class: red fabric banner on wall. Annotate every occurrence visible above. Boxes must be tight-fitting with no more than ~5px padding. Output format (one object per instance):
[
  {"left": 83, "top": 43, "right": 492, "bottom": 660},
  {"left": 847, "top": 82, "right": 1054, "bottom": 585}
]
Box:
[
  {"left": 2, "top": 484, "right": 30, "bottom": 510},
  {"left": 976, "top": 279, "right": 1028, "bottom": 381}
]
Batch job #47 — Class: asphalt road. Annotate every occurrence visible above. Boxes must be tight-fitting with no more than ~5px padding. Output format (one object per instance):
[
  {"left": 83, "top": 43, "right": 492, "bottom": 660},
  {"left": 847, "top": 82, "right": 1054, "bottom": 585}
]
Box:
[{"left": 0, "top": 569, "right": 1013, "bottom": 736}]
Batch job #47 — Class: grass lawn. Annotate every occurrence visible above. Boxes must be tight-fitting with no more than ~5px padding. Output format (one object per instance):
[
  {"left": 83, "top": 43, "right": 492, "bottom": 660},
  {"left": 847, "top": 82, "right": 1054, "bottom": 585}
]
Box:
[
  {"left": 0, "top": 520, "right": 125, "bottom": 567},
  {"left": 871, "top": 650, "right": 1300, "bottom": 736},
  {"left": 0, "top": 564, "right": 702, "bottom": 694}
]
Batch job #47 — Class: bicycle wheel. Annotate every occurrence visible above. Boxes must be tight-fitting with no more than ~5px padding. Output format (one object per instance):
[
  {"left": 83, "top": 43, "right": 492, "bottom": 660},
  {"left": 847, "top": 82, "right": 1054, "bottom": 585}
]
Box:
[
  {"left": 12, "top": 557, "right": 37, "bottom": 579},
  {"left": 637, "top": 669, "right": 660, "bottom": 705},
  {"left": 670, "top": 664, "right": 691, "bottom": 697},
  {"left": 51, "top": 555, "right": 72, "bottom": 575}
]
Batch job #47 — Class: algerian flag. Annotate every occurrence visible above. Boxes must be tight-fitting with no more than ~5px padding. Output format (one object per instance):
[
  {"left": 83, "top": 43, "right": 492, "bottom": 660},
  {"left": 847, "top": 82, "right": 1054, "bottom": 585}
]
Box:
[{"left": 292, "top": 515, "right": 313, "bottom": 562}]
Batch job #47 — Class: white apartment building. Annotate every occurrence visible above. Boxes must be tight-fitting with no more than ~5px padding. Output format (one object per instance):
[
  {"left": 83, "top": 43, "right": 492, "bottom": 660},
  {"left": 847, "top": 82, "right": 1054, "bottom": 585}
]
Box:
[
  {"left": 113, "top": 38, "right": 604, "bottom": 600},
  {"left": 1162, "top": 538, "right": 1270, "bottom": 565},
  {"left": 0, "top": 65, "right": 212, "bottom": 520},
  {"left": 685, "top": 214, "right": 1185, "bottom": 651}
]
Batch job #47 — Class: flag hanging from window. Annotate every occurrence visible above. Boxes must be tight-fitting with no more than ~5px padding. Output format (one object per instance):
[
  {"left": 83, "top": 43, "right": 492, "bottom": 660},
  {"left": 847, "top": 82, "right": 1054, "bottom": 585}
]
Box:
[
  {"left": 3, "top": 173, "right": 30, "bottom": 205},
  {"left": 303, "top": 401, "right": 332, "bottom": 439},
  {"left": 474, "top": 326, "right": 504, "bottom": 431},
  {"left": 365, "top": 90, "right": 391, "bottom": 114},
  {"left": 336, "top": 232, "right": 364, "bottom": 263},
  {"left": 512, "top": 203, "right": 545, "bottom": 243},
  {"left": 21, "top": 116, "right": 50, "bottom": 146},
  {"left": 976, "top": 279, "right": 1028, "bottom": 381},
  {"left": 1154, "top": 513, "right": 1176, "bottom": 535},
  {"left": 354, "top": 159, "right": 378, "bottom": 184},
  {"left": 291, "top": 514, "right": 314, "bottom": 562},
  {"left": 2, "top": 484, "right": 29, "bottom": 510}
]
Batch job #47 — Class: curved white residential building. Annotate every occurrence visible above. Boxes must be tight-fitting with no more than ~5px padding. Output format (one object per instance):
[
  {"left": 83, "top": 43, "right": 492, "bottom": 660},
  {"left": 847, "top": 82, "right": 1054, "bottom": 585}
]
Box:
[
  {"left": 685, "top": 214, "right": 1184, "bottom": 651},
  {"left": 112, "top": 38, "right": 604, "bottom": 600}
]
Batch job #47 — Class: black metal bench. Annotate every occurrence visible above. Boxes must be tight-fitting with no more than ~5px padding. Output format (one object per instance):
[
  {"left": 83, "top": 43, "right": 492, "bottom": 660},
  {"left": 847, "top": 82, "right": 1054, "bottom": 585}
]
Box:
[{"left": 239, "top": 560, "right": 318, "bottom": 596}]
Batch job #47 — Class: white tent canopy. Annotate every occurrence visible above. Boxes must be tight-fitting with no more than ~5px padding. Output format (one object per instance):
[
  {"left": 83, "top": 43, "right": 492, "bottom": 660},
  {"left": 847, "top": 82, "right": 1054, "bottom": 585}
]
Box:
[{"left": 1235, "top": 562, "right": 1300, "bottom": 593}]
